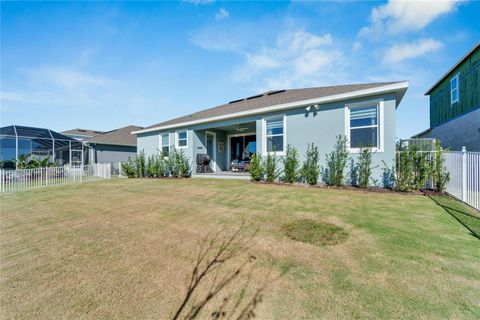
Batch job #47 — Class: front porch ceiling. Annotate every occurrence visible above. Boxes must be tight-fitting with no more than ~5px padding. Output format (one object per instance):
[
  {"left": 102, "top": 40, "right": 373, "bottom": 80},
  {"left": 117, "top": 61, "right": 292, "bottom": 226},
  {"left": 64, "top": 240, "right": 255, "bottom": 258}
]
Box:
[{"left": 210, "top": 121, "right": 256, "bottom": 133}]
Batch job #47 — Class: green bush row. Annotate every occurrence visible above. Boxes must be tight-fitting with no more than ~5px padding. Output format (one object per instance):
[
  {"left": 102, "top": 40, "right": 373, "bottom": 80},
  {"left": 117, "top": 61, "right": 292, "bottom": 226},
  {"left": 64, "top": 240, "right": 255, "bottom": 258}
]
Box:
[
  {"left": 384, "top": 140, "right": 449, "bottom": 192},
  {"left": 122, "top": 149, "right": 191, "bottom": 178},
  {"left": 249, "top": 135, "right": 449, "bottom": 192},
  {"left": 250, "top": 135, "right": 369, "bottom": 187}
]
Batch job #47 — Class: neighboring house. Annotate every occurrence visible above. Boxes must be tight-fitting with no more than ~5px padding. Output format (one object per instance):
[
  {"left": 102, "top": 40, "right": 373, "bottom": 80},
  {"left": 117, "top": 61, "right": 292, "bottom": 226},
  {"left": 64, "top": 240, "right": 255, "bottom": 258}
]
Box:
[
  {"left": 85, "top": 125, "right": 143, "bottom": 163},
  {"left": 133, "top": 82, "right": 408, "bottom": 186},
  {"left": 61, "top": 128, "right": 104, "bottom": 141},
  {"left": 413, "top": 43, "right": 480, "bottom": 151}
]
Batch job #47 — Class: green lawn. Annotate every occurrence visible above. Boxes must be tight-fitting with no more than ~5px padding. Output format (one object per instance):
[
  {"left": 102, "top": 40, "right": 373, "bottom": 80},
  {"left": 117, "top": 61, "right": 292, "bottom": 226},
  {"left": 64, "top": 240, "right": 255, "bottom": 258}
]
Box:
[{"left": 1, "top": 179, "right": 479, "bottom": 319}]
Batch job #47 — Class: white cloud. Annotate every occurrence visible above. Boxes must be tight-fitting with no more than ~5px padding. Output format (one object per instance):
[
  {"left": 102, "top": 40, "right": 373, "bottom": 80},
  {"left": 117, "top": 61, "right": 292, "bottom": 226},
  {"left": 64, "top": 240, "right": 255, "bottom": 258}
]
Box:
[
  {"left": 352, "top": 41, "right": 362, "bottom": 52},
  {"left": 23, "top": 66, "right": 115, "bottom": 89},
  {"left": 234, "top": 30, "right": 344, "bottom": 90},
  {"left": 361, "top": 0, "right": 463, "bottom": 35},
  {"left": 383, "top": 38, "right": 443, "bottom": 63},
  {"left": 216, "top": 8, "right": 229, "bottom": 20}
]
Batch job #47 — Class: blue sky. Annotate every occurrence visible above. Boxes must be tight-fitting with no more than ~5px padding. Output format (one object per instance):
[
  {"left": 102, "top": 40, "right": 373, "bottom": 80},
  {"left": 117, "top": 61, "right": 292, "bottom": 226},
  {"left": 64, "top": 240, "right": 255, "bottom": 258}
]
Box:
[{"left": 1, "top": 0, "right": 479, "bottom": 139}]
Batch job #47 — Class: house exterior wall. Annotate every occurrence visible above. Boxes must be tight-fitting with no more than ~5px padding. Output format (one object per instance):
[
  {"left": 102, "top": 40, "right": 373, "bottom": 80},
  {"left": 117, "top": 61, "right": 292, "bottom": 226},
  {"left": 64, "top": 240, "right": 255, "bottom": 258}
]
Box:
[
  {"left": 416, "top": 108, "right": 480, "bottom": 151},
  {"left": 136, "top": 93, "right": 398, "bottom": 186},
  {"left": 429, "top": 46, "right": 480, "bottom": 128},
  {"left": 92, "top": 144, "right": 137, "bottom": 163}
]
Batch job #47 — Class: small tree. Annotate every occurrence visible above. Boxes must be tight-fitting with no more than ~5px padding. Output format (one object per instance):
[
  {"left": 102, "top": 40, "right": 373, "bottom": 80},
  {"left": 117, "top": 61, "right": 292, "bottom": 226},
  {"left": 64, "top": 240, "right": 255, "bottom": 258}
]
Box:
[
  {"left": 249, "top": 153, "right": 263, "bottom": 181},
  {"left": 325, "top": 135, "right": 349, "bottom": 186},
  {"left": 264, "top": 152, "right": 279, "bottom": 182},
  {"left": 283, "top": 145, "right": 300, "bottom": 183},
  {"left": 432, "top": 140, "right": 450, "bottom": 192},
  {"left": 301, "top": 143, "right": 320, "bottom": 185},
  {"left": 135, "top": 150, "right": 146, "bottom": 178},
  {"left": 357, "top": 147, "right": 373, "bottom": 188}
]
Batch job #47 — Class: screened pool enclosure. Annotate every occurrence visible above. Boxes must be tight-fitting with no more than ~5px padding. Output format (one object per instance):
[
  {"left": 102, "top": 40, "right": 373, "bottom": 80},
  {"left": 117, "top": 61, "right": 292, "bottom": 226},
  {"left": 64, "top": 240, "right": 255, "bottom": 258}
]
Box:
[{"left": 0, "top": 125, "right": 86, "bottom": 169}]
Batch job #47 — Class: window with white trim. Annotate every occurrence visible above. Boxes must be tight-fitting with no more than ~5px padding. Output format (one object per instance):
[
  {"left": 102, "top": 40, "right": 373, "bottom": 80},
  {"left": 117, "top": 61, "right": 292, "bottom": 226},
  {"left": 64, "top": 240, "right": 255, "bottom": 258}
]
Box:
[
  {"left": 177, "top": 130, "right": 187, "bottom": 148},
  {"left": 450, "top": 73, "right": 459, "bottom": 104},
  {"left": 265, "top": 117, "right": 285, "bottom": 153},
  {"left": 348, "top": 105, "right": 379, "bottom": 149},
  {"left": 160, "top": 133, "right": 169, "bottom": 156}
]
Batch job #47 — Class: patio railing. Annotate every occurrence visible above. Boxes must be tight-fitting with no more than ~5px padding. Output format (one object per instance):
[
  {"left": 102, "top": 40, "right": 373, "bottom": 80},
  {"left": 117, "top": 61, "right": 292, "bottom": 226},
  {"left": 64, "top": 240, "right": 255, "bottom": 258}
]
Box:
[{"left": 0, "top": 163, "right": 111, "bottom": 193}]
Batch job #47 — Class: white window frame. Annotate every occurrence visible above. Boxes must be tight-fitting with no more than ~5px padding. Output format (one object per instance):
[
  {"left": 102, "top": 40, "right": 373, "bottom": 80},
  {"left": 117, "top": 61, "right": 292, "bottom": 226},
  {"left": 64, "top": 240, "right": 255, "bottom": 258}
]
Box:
[
  {"left": 159, "top": 133, "right": 170, "bottom": 156},
  {"left": 176, "top": 130, "right": 188, "bottom": 149},
  {"left": 345, "top": 99, "right": 384, "bottom": 153},
  {"left": 262, "top": 114, "right": 286, "bottom": 156},
  {"left": 450, "top": 73, "right": 459, "bottom": 105}
]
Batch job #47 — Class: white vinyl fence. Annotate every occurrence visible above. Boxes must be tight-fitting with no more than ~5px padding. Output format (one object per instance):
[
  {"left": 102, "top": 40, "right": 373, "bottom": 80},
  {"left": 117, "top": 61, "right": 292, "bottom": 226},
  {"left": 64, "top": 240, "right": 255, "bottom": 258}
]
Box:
[
  {"left": 0, "top": 163, "right": 111, "bottom": 193},
  {"left": 444, "top": 149, "right": 480, "bottom": 210}
]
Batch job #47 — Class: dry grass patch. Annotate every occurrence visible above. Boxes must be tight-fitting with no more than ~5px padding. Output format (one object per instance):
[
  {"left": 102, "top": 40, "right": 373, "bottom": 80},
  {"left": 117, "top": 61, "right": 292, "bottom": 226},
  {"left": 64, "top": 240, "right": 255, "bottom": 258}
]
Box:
[{"left": 281, "top": 219, "right": 348, "bottom": 246}]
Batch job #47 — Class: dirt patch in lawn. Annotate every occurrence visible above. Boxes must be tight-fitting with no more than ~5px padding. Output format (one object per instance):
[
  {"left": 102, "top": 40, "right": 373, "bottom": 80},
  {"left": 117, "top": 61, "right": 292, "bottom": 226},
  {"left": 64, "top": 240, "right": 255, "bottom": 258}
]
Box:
[{"left": 281, "top": 219, "right": 348, "bottom": 246}]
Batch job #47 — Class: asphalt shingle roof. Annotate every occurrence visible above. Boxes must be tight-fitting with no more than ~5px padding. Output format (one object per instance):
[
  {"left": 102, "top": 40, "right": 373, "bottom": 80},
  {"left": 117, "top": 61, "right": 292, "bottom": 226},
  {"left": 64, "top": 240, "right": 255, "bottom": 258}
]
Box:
[
  {"left": 87, "top": 125, "right": 143, "bottom": 147},
  {"left": 61, "top": 128, "right": 104, "bottom": 137},
  {"left": 142, "top": 82, "right": 402, "bottom": 130}
]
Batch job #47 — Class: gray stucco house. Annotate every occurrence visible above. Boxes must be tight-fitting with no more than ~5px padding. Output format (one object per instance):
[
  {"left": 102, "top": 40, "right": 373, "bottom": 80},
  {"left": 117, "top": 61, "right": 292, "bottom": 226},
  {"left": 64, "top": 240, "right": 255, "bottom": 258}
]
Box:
[
  {"left": 81, "top": 125, "right": 142, "bottom": 163},
  {"left": 413, "top": 43, "right": 479, "bottom": 151},
  {"left": 133, "top": 82, "right": 408, "bottom": 185}
]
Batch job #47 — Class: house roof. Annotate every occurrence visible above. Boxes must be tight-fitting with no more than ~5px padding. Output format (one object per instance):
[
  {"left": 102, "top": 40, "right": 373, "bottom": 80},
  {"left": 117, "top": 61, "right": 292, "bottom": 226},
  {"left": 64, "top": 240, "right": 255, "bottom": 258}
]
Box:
[
  {"left": 61, "top": 128, "right": 104, "bottom": 137},
  {"left": 133, "top": 81, "right": 408, "bottom": 135},
  {"left": 425, "top": 42, "right": 480, "bottom": 95},
  {"left": 411, "top": 128, "right": 432, "bottom": 138},
  {"left": 86, "top": 125, "right": 143, "bottom": 147}
]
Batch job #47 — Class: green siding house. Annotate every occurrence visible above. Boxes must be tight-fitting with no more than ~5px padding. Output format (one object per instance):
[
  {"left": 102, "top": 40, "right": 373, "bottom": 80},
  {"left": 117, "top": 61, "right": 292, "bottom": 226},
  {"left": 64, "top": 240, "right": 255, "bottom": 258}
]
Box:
[
  {"left": 414, "top": 43, "right": 480, "bottom": 151},
  {"left": 134, "top": 81, "right": 408, "bottom": 186}
]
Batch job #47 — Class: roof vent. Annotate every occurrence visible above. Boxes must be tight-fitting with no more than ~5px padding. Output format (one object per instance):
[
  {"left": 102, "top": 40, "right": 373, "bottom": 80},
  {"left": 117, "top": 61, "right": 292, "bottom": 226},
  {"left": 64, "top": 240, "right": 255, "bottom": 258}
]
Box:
[
  {"left": 229, "top": 98, "right": 244, "bottom": 104},
  {"left": 246, "top": 94, "right": 263, "bottom": 100},
  {"left": 267, "top": 90, "right": 285, "bottom": 96}
]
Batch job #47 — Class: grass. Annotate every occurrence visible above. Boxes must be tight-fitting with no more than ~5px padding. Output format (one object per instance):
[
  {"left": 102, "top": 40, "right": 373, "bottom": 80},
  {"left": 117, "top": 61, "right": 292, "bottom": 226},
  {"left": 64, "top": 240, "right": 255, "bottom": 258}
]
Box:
[
  {"left": 1, "top": 178, "right": 479, "bottom": 319},
  {"left": 281, "top": 219, "right": 348, "bottom": 246}
]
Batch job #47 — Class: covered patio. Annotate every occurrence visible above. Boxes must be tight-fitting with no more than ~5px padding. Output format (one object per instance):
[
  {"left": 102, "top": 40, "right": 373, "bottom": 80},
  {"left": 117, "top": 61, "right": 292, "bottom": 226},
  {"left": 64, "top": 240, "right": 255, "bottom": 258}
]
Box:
[{"left": 192, "top": 121, "right": 258, "bottom": 174}]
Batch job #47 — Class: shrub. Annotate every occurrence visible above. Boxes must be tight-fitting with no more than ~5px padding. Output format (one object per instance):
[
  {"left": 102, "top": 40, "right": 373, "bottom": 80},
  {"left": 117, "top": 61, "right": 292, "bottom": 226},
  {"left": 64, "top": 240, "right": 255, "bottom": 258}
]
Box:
[
  {"left": 264, "top": 152, "right": 279, "bottom": 182},
  {"left": 283, "top": 145, "right": 300, "bottom": 183},
  {"left": 432, "top": 140, "right": 450, "bottom": 192},
  {"left": 157, "top": 153, "right": 169, "bottom": 177},
  {"left": 394, "top": 145, "right": 415, "bottom": 192},
  {"left": 357, "top": 147, "right": 373, "bottom": 188},
  {"left": 301, "top": 143, "right": 320, "bottom": 185},
  {"left": 394, "top": 143, "right": 433, "bottom": 192},
  {"left": 135, "top": 150, "right": 146, "bottom": 178},
  {"left": 249, "top": 153, "right": 263, "bottom": 181},
  {"left": 146, "top": 155, "right": 157, "bottom": 177},
  {"left": 177, "top": 150, "right": 192, "bottom": 178},
  {"left": 413, "top": 150, "right": 431, "bottom": 190},
  {"left": 121, "top": 158, "right": 137, "bottom": 178},
  {"left": 167, "top": 150, "right": 180, "bottom": 177},
  {"left": 325, "top": 135, "right": 349, "bottom": 186}
]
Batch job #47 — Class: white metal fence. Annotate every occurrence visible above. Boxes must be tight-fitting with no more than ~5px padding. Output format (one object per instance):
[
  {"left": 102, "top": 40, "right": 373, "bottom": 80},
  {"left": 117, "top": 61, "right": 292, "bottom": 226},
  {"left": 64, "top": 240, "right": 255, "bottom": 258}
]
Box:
[
  {"left": 444, "top": 149, "right": 480, "bottom": 210},
  {"left": 0, "top": 163, "right": 111, "bottom": 193}
]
